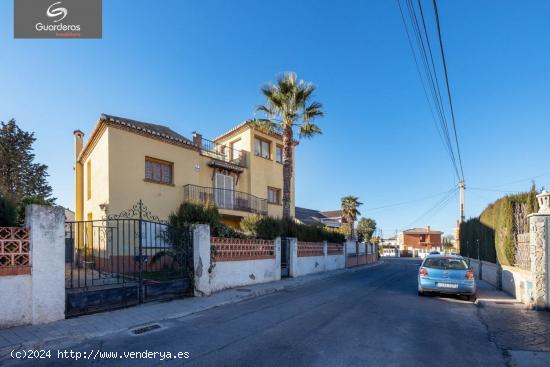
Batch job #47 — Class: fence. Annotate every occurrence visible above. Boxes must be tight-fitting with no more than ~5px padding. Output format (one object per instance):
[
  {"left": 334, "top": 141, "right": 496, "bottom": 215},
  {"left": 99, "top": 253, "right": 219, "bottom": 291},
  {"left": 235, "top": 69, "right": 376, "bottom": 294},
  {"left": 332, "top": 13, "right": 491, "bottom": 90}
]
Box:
[
  {"left": 212, "top": 237, "right": 275, "bottom": 261},
  {"left": 327, "top": 243, "right": 344, "bottom": 255},
  {"left": 0, "top": 227, "right": 30, "bottom": 276},
  {"left": 297, "top": 241, "right": 324, "bottom": 257}
]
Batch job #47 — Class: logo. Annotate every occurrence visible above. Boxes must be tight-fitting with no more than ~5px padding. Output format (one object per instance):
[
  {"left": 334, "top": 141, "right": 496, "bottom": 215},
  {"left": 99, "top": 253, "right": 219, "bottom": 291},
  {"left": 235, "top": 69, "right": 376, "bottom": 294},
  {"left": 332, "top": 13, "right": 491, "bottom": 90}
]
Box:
[
  {"left": 14, "top": 0, "right": 102, "bottom": 39},
  {"left": 46, "top": 2, "right": 68, "bottom": 23}
]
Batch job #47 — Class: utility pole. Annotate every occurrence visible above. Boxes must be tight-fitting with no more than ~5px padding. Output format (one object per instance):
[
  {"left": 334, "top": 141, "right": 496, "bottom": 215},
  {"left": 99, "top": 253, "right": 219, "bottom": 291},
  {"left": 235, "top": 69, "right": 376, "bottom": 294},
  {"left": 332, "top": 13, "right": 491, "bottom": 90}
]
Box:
[{"left": 459, "top": 179, "right": 465, "bottom": 223}]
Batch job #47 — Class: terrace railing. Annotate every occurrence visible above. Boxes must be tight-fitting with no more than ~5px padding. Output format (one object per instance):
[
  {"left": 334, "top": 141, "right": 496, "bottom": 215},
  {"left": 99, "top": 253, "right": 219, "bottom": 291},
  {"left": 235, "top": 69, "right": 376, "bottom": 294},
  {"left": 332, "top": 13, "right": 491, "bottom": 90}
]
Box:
[
  {"left": 183, "top": 184, "right": 268, "bottom": 215},
  {"left": 198, "top": 137, "right": 247, "bottom": 168}
]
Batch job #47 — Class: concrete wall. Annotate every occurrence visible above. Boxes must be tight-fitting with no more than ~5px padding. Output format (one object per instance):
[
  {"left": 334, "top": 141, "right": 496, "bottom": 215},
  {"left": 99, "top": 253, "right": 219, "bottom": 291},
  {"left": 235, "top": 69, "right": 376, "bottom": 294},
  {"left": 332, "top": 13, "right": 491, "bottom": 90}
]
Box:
[
  {"left": 469, "top": 258, "right": 535, "bottom": 305},
  {"left": 193, "top": 225, "right": 282, "bottom": 295},
  {"left": 0, "top": 275, "right": 32, "bottom": 328},
  {"left": 0, "top": 205, "right": 65, "bottom": 328},
  {"left": 292, "top": 240, "right": 346, "bottom": 277}
]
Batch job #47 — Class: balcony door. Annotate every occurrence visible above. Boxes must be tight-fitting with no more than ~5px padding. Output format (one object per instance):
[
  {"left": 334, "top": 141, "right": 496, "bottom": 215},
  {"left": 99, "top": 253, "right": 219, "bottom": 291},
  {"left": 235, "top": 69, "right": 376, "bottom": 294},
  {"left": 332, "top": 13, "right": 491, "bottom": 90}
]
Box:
[{"left": 214, "top": 173, "right": 234, "bottom": 209}]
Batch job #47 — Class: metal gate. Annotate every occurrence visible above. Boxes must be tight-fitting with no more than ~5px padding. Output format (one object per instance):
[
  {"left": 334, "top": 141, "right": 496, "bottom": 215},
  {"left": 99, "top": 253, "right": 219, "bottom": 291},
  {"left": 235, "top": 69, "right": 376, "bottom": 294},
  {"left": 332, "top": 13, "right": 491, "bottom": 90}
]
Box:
[
  {"left": 281, "top": 238, "right": 290, "bottom": 277},
  {"left": 65, "top": 201, "right": 193, "bottom": 317}
]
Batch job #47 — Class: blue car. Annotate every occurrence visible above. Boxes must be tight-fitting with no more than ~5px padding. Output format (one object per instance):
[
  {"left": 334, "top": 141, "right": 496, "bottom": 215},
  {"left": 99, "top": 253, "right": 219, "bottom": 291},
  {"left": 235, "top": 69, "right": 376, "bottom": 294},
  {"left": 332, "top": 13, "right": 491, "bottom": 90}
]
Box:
[{"left": 417, "top": 254, "right": 476, "bottom": 301}]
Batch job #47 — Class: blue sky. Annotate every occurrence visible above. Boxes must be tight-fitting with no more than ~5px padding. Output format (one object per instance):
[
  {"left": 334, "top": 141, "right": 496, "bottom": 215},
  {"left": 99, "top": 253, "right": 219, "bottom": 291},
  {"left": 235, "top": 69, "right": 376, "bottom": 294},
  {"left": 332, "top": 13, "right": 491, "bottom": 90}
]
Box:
[{"left": 1, "top": 0, "right": 549, "bottom": 236}]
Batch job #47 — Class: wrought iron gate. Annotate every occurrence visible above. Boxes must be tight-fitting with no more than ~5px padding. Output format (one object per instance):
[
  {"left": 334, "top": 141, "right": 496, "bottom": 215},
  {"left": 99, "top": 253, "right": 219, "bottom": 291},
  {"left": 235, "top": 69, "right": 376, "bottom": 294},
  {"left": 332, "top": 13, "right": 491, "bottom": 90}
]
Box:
[
  {"left": 281, "top": 238, "right": 290, "bottom": 277},
  {"left": 65, "top": 201, "right": 193, "bottom": 317}
]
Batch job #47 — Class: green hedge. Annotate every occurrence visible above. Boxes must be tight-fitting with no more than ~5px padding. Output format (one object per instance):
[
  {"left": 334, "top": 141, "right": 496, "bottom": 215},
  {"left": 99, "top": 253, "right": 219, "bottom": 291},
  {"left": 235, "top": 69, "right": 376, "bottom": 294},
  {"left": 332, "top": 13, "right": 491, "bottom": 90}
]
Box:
[
  {"left": 241, "top": 215, "right": 345, "bottom": 242},
  {"left": 460, "top": 188, "right": 538, "bottom": 265}
]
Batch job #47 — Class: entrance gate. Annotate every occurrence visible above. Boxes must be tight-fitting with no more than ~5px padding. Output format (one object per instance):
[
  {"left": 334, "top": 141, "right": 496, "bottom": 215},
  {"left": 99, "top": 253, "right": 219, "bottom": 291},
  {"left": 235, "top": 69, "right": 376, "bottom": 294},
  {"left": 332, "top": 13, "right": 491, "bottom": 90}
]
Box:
[
  {"left": 281, "top": 238, "right": 290, "bottom": 277},
  {"left": 65, "top": 201, "right": 193, "bottom": 317}
]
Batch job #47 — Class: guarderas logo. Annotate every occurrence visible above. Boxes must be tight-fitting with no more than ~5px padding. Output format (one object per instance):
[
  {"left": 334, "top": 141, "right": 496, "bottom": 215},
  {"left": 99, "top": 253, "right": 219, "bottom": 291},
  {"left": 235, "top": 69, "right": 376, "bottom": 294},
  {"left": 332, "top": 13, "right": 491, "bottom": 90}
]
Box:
[
  {"left": 36, "top": 1, "right": 81, "bottom": 33},
  {"left": 46, "top": 2, "right": 68, "bottom": 23}
]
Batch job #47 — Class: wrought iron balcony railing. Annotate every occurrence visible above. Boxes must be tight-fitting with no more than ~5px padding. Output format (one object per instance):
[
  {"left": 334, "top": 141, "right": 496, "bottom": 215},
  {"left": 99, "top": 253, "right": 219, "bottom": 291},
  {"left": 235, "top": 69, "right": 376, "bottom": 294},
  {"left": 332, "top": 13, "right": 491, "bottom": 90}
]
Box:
[
  {"left": 183, "top": 184, "right": 267, "bottom": 215},
  {"left": 197, "top": 137, "right": 247, "bottom": 168}
]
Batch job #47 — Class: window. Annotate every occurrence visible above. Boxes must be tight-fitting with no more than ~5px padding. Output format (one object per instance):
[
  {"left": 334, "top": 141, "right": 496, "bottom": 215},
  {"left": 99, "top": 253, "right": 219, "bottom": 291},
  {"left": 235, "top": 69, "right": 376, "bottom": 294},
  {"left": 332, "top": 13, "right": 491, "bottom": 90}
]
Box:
[
  {"left": 230, "top": 139, "right": 242, "bottom": 162},
  {"left": 423, "top": 258, "right": 468, "bottom": 270},
  {"left": 86, "top": 160, "right": 92, "bottom": 200},
  {"left": 275, "top": 145, "right": 283, "bottom": 163},
  {"left": 267, "top": 187, "right": 281, "bottom": 204},
  {"left": 254, "top": 137, "right": 271, "bottom": 159},
  {"left": 145, "top": 157, "right": 173, "bottom": 185}
]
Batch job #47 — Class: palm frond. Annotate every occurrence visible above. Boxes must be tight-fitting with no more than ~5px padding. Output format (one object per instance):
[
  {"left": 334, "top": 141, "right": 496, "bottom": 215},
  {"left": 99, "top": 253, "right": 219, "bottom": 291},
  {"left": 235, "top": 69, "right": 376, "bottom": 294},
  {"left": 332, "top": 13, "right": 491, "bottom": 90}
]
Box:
[{"left": 299, "top": 122, "right": 322, "bottom": 139}]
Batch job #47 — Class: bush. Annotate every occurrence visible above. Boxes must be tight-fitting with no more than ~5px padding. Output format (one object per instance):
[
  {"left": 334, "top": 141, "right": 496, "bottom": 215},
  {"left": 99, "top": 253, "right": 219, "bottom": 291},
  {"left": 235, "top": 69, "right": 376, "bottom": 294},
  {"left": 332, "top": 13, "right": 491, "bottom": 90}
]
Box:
[
  {"left": 240, "top": 215, "right": 345, "bottom": 242},
  {"left": 169, "top": 202, "right": 244, "bottom": 238},
  {"left": 0, "top": 194, "right": 17, "bottom": 226}
]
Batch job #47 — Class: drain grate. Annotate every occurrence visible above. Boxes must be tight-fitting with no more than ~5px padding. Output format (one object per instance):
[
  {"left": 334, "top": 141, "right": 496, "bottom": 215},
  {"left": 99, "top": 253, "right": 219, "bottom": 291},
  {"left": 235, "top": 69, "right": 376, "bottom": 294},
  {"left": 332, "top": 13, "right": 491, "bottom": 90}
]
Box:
[
  {"left": 131, "top": 324, "right": 161, "bottom": 335},
  {"left": 236, "top": 288, "right": 252, "bottom": 292}
]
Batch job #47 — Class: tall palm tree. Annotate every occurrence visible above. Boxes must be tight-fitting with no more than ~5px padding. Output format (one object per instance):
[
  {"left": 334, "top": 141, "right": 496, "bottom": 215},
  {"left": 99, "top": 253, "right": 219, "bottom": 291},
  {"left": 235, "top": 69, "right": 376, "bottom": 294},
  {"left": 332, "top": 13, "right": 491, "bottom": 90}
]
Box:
[
  {"left": 255, "top": 72, "right": 324, "bottom": 220},
  {"left": 341, "top": 196, "right": 363, "bottom": 240}
]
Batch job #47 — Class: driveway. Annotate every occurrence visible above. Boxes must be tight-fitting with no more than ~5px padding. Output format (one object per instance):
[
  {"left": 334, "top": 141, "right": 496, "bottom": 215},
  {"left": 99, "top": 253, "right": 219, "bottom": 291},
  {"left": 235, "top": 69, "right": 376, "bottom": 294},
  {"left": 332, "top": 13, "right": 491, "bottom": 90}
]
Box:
[{"left": 4, "top": 258, "right": 550, "bottom": 366}]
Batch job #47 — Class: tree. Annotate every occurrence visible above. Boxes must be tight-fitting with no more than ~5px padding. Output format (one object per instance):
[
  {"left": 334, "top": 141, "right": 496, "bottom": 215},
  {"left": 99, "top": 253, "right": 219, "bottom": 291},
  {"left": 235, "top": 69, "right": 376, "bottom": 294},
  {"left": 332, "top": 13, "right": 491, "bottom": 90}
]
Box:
[
  {"left": 357, "top": 218, "right": 376, "bottom": 243},
  {"left": 0, "top": 193, "right": 17, "bottom": 226},
  {"left": 341, "top": 196, "right": 363, "bottom": 240},
  {"left": 255, "top": 72, "right": 324, "bottom": 220},
  {"left": 0, "top": 119, "right": 54, "bottom": 205}
]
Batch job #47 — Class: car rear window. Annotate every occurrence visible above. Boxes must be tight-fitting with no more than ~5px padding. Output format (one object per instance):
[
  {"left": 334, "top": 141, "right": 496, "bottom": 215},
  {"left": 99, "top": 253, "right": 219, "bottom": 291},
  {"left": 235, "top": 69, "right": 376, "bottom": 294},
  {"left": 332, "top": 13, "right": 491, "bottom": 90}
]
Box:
[{"left": 423, "top": 258, "right": 468, "bottom": 270}]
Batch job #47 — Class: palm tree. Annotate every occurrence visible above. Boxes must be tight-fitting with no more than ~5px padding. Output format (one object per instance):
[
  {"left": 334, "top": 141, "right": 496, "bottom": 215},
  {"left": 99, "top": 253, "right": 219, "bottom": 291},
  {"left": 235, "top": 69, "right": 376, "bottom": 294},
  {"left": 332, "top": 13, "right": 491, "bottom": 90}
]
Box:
[
  {"left": 255, "top": 72, "right": 324, "bottom": 220},
  {"left": 341, "top": 196, "right": 363, "bottom": 240}
]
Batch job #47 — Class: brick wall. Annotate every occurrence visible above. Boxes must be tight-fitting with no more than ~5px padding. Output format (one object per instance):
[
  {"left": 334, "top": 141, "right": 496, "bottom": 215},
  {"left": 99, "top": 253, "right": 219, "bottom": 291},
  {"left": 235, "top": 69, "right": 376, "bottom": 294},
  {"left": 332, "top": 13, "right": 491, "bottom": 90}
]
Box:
[
  {"left": 297, "top": 241, "right": 324, "bottom": 257},
  {"left": 0, "top": 227, "right": 31, "bottom": 276},
  {"left": 211, "top": 237, "right": 275, "bottom": 261}
]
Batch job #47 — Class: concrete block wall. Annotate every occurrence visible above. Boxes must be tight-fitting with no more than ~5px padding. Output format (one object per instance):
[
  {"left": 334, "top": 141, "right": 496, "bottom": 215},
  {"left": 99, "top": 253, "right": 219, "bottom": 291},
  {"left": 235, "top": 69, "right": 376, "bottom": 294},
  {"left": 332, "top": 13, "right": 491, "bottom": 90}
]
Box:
[{"left": 0, "top": 205, "right": 65, "bottom": 328}]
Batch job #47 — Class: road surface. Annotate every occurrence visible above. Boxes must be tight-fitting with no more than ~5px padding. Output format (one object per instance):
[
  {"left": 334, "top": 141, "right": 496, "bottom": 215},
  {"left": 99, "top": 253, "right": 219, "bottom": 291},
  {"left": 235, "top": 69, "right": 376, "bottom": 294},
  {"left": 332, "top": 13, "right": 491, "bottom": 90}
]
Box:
[{"left": 6, "top": 258, "right": 530, "bottom": 366}]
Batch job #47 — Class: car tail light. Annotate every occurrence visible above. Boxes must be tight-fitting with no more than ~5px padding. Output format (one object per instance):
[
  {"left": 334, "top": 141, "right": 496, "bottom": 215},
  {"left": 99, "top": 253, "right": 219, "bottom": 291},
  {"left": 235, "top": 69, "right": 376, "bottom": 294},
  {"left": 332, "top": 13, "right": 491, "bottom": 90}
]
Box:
[
  {"left": 419, "top": 267, "right": 428, "bottom": 276},
  {"left": 465, "top": 270, "right": 474, "bottom": 280}
]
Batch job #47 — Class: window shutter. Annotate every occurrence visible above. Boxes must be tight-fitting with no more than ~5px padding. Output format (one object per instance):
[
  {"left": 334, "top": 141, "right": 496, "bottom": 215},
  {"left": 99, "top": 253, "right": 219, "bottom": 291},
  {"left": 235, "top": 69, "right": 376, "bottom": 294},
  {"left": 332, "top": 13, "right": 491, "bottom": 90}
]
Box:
[{"left": 145, "top": 160, "right": 153, "bottom": 180}]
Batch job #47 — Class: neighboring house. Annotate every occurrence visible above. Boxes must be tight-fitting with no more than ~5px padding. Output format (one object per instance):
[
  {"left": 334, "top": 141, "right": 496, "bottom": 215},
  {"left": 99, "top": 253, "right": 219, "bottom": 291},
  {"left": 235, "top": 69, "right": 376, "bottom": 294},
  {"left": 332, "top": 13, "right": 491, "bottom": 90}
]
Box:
[
  {"left": 397, "top": 227, "right": 443, "bottom": 258},
  {"left": 74, "top": 114, "right": 296, "bottom": 228},
  {"left": 295, "top": 207, "right": 343, "bottom": 228},
  {"left": 64, "top": 208, "right": 75, "bottom": 222},
  {"left": 379, "top": 236, "right": 399, "bottom": 257}
]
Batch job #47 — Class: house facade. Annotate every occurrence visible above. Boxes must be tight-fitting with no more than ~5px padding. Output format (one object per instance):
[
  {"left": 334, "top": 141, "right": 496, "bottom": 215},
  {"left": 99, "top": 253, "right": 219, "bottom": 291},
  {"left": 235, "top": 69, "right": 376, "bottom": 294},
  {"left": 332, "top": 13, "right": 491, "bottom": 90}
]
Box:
[
  {"left": 74, "top": 114, "right": 295, "bottom": 228},
  {"left": 397, "top": 227, "right": 443, "bottom": 258}
]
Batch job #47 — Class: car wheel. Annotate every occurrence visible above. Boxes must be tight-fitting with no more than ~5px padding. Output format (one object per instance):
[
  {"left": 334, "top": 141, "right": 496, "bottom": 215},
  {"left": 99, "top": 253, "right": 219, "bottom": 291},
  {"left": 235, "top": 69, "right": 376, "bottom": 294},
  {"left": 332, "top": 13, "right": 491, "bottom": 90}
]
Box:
[
  {"left": 418, "top": 290, "right": 425, "bottom": 297},
  {"left": 468, "top": 294, "right": 476, "bottom": 302}
]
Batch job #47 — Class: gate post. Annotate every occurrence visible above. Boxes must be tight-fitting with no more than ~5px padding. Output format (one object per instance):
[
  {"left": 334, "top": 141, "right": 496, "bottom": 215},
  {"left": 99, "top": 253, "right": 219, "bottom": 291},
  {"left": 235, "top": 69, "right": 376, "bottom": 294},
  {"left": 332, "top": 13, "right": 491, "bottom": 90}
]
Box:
[
  {"left": 275, "top": 237, "right": 282, "bottom": 280},
  {"left": 26, "top": 205, "right": 65, "bottom": 324},
  {"left": 288, "top": 238, "right": 298, "bottom": 277},
  {"left": 528, "top": 191, "right": 550, "bottom": 309},
  {"left": 193, "top": 224, "right": 212, "bottom": 296}
]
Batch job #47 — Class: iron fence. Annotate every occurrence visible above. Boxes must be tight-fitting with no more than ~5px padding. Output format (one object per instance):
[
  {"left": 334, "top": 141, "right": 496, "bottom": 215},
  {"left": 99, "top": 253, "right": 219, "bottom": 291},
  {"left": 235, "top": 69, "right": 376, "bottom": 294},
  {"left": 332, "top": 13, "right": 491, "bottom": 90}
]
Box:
[{"left": 199, "top": 137, "right": 247, "bottom": 167}]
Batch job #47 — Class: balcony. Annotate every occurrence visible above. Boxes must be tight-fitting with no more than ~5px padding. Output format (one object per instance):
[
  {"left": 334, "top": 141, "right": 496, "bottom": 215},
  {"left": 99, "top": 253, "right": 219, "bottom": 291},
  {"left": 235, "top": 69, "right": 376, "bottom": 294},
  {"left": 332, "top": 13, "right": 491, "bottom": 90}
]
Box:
[
  {"left": 183, "top": 184, "right": 267, "bottom": 216},
  {"left": 195, "top": 136, "right": 247, "bottom": 168}
]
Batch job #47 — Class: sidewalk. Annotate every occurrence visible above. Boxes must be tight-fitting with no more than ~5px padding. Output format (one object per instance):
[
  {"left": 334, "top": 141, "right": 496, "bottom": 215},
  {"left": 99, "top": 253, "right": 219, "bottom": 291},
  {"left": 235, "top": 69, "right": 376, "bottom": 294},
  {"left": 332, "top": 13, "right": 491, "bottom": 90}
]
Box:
[{"left": 0, "top": 262, "right": 382, "bottom": 357}]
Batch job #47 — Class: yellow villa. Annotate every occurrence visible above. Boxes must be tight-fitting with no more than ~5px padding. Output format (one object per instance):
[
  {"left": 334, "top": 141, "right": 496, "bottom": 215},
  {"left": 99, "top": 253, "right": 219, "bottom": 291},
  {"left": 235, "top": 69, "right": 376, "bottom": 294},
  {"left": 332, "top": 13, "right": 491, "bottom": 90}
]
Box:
[{"left": 74, "top": 114, "right": 295, "bottom": 228}]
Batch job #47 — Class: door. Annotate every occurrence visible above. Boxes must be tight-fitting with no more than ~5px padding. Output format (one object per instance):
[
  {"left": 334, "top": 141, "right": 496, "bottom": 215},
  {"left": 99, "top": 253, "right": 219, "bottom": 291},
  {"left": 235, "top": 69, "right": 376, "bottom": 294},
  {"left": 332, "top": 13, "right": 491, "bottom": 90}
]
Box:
[
  {"left": 215, "top": 173, "right": 234, "bottom": 209},
  {"left": 281, "top": 238, "right": 290, "bottom": 277}
]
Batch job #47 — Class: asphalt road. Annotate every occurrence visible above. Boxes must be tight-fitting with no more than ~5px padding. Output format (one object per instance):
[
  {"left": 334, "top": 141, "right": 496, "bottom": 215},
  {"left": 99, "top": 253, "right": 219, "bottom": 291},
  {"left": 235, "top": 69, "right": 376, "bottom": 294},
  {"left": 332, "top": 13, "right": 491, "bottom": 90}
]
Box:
[{"left": 10, "top": 259, "right": 509, "bottom": 366}]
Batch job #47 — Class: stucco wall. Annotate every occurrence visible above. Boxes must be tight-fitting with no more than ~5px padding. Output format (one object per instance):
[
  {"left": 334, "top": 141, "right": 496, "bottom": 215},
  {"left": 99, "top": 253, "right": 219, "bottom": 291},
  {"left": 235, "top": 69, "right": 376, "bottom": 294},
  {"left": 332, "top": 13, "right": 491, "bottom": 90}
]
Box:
[
  {"left": 326, "top": 254, "right": 346, "bottom": 271},
  {"left": 0, "top": 275, "right": 32, "bottom": 328},
  {"left": 295, "top": 255, "right": 326, "bottom": 276},
  {"left": 209, "top": 258, "right": 280, "bottom": 293},
  {"left": 82, "top": 126, "right": 110, "bottom": 221}
]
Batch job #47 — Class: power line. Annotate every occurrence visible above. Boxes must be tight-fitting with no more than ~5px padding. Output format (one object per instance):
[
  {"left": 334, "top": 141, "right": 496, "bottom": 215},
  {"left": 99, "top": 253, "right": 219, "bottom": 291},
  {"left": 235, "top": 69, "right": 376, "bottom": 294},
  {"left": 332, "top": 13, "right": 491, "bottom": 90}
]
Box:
[
  {"left": 400, "top": 186, "right": 458, "bottom": 230},
  {"left": 366, "top": 188, "right": 457, "bottom": 212},
  {"left": 396, "top": 0, "right": 462, "bottom": 182},
  {"left": 432, "top": 0, "right": 464, "bottom": 179}
]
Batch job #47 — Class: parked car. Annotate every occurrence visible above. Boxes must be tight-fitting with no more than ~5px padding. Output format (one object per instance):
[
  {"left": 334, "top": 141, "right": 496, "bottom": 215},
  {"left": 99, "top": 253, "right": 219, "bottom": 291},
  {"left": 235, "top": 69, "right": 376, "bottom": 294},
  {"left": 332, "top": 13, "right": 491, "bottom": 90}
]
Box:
[{"left": 417, "top": 254, "right": 476, "bottom": 301}]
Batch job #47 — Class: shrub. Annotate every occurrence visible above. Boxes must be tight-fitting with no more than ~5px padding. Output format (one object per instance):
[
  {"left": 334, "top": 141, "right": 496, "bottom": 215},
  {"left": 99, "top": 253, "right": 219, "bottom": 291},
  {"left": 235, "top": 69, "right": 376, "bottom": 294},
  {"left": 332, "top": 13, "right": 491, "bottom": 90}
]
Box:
[
  {"left": 459, "top": 186, "right": 539, "bottom": 265},
  {"left": 169, "top": 201, "right": 243, "bottom": 238},
  {"left": 240, "top": 215, "right": 345, "bottom": 242},
  {"left": 0, "top": 193, "right": 17, "bottom": 226}
]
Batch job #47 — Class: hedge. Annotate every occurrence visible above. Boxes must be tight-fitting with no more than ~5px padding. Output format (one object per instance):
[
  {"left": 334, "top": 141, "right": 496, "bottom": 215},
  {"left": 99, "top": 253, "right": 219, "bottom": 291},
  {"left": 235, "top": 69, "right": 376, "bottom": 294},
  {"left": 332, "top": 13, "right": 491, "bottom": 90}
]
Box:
[
  {"left": 241, "top": 215, "right": 345, "bottom": 243},
  {"left": 459, "top": 188, "right": 538, "bottom": 265}
]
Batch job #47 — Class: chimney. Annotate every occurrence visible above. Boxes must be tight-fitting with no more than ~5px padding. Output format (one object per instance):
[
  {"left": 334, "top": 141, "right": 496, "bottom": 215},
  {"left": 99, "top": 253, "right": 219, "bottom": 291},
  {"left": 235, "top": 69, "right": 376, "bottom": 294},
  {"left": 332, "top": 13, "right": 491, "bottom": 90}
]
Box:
[
  {"left": 73, "top": 130, "right": 84, "bottom": 161},
  {"left": 192, "top": 131, "right": 203, "bottom": 147}
]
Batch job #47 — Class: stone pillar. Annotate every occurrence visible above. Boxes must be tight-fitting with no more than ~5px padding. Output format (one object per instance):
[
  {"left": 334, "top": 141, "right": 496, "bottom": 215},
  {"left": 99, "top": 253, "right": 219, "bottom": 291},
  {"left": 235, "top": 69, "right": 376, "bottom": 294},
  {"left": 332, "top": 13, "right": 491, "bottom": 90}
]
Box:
[
  {"left": 26, "top": 205, "right": 65, "bottom": 324},
  {"left": 288, "top": 237, "right": 298, "bottom": 277},
  {"left": 528, "top": 190, "right": 550, "bottom": 309},
  {"left": 193, "top": 224, "right": 211, "bottom": 296},
  {"left": 323, "top": 241, "right": 328, "bottom": 271},
  {"left": 274, "top": 237, "right": 282, "bottom": 280}
]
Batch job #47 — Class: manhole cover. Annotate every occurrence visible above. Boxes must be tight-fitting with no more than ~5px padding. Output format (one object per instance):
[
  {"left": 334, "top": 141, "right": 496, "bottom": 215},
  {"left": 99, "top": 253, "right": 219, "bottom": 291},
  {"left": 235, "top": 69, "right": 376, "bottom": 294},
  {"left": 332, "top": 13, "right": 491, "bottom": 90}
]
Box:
[{"left": 131, "top": 324, "right": 161, "bottom": 335}]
